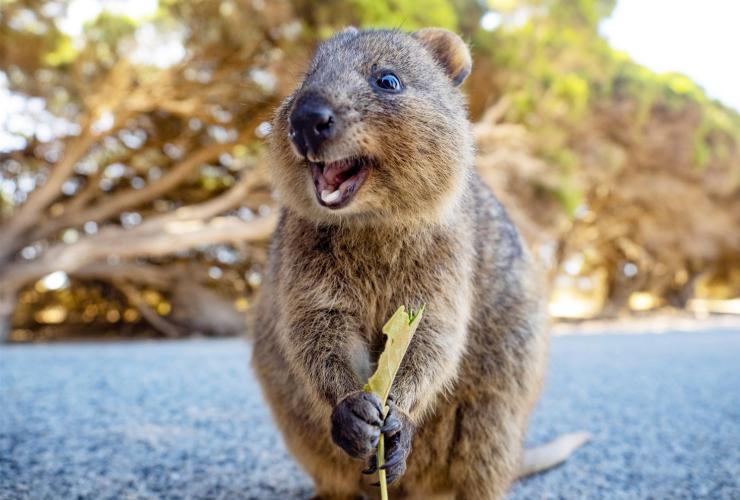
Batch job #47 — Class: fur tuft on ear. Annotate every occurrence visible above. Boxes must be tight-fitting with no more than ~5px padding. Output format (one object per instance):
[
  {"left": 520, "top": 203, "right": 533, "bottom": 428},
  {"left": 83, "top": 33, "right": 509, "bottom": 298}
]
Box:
[
  {"left": 413, "top": 28, "right": 472, "bottom": 86},
  {"left": 339, "top": 26, "right": 359, "bottom": 37}
]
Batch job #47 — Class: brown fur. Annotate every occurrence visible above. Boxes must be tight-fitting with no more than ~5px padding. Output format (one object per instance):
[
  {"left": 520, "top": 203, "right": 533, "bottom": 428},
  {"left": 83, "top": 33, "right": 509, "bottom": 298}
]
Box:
[{"left": 252, "top": 28, "right": 549, "bottom": 499}]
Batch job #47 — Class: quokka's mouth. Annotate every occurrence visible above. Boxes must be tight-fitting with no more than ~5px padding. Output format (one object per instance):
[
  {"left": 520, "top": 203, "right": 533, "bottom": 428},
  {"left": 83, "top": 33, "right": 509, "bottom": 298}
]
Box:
[{"left": 309, "top": 156, "right": 372, "bottom": 209}]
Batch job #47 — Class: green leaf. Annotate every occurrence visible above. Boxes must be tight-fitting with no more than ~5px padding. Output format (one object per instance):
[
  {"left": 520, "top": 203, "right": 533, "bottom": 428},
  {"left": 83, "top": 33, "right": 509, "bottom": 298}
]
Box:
[
  {"left": 364, "top": 305, "right": 424, "bottom": 406},
  {"left": 363, "top": 304, "right": 424, "bottom": 500}
]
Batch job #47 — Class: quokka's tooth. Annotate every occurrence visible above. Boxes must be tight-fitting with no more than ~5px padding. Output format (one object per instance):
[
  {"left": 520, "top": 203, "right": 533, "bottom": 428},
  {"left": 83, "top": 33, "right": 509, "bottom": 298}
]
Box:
[{"left": 321, "top": 189, "right": 342, "bottom": 204}]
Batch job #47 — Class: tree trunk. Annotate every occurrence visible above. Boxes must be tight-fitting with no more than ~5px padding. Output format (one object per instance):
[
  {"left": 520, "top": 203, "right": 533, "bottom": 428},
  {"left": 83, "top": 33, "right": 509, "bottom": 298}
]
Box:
[
  {"left": 169, "top": 278, "right": 247, "bottom": 337},
  {"left": 0, "top": 290, "right": 17, "bottom": 342}
]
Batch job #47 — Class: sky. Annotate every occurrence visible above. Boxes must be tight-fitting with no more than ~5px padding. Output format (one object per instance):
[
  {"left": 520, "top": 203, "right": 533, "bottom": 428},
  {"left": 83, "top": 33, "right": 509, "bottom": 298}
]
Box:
[{"left": 600, "top": 0, "right": 740, "bottom": 112}]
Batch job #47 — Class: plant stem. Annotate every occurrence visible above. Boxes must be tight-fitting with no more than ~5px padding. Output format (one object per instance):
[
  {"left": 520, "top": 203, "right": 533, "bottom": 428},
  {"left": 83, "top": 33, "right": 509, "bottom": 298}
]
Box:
[{"left": 377, "top": 432, "right": 389, "bottom": 500}]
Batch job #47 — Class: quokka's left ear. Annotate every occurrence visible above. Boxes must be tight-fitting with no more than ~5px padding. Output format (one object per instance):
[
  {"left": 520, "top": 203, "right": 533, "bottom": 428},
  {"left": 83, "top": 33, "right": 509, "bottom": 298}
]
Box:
[
  {"left": 340, "top": 26, "right": 359, "bottom": 36},
  {"left": 412, "top": 28, "right": 472, "bottom": 87}
]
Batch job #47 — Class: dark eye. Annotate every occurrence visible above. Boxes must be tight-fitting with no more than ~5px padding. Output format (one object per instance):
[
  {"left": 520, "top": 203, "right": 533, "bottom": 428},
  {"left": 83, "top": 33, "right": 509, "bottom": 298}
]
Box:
[{"left": 375, "top": 72, "right": 403, "bottom": 92}]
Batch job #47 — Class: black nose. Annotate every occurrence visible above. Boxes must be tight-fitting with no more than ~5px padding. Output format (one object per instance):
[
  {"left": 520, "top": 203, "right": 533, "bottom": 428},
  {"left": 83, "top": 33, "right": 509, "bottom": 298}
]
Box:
[{"left": 288, "top": 94, "right": 336, "bottom": 157}]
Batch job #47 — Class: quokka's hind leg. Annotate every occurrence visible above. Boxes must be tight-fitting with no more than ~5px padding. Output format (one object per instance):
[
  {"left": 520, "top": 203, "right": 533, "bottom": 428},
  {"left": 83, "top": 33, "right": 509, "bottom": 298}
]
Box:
[
  {"left": 300, "top": 447, "right": 368, "bottom": 500},
  {"left": 446, "top": 399, "right": 527, "bottom": 500},
  {"left": 310, "top": 491, "right": 364, "bottom": 500}
]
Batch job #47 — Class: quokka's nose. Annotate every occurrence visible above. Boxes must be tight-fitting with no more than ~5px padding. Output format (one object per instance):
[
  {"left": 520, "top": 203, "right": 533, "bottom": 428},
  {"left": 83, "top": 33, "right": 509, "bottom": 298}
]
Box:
[{"left": 288, "top": 94, "right": 336, "bottom": 157}]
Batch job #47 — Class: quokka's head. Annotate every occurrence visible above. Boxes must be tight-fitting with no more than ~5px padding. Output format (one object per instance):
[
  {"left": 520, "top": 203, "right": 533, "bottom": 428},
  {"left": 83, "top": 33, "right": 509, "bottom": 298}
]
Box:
[{"left": 268, "top": 27, "right": 474, "bottom": 225}]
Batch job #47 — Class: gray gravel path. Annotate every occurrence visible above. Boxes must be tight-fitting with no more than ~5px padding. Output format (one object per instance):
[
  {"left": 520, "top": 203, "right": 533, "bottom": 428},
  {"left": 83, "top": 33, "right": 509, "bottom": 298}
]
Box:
[{"left": 1, "top": 328, "right": 739, "bottom": 499}]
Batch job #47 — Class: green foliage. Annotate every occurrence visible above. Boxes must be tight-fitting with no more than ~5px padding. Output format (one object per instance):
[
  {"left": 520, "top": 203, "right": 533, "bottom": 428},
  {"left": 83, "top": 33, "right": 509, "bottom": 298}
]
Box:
[
  {"left": 473, "top": 0, "right": 740, "bottom": 209},
  {"left": 349, "top": 0, "right": 458, "bottom": 30},
  {"left": 364, "top": 305, "right": 424, "bottom": 404},
  {"left": 44, "top": 36, "right": 78, "bottom": 66},
  {"left": 300, "top": 0, "right": 459, "bottom": 40},
  {"left": 546, "top": 0, "right": 616, "bottom": 29},
  {"left": 488, "top": 0, "right": 615, "bottom": 28}
]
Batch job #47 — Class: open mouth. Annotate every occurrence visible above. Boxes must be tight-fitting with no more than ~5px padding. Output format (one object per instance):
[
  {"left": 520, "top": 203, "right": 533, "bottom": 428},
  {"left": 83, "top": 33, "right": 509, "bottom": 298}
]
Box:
[{"left": 309, "top": 156, "right": 372, "bottom": 209}]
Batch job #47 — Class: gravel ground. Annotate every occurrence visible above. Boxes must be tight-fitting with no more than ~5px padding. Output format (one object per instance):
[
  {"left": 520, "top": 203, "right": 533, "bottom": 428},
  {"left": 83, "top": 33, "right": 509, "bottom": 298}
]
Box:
[{"left": 1, "top": 328, "right": 738, "bottom": 499}]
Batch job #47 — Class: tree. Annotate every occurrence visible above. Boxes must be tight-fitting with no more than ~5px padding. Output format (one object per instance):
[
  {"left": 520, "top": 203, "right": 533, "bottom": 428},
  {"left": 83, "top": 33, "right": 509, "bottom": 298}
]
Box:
[
  {"left": 470, "top": 0, "right": 740, "bottom": 316},
  {"left": 0, "top": 1, "right": 311, "bottom": 340},
  {"left": 2, "top": 0, "right": 739, "bottom": 340}
]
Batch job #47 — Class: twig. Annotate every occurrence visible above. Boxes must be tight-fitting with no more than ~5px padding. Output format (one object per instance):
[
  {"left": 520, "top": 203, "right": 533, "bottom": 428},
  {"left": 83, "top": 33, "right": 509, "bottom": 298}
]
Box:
[{"left": 114, "top": 280, "right": 182, "bottom": 338}]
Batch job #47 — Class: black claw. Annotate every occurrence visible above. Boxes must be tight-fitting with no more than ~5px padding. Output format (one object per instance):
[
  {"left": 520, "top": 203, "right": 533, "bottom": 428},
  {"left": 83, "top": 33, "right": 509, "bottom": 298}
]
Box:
[
  {"left": 381, "top": 424, "right": 401, "bottom": 435},
  {"left": 381, "top": 416, "right": 402, "bottom": 436},
  {"left": 363, "top": 455, "right": 377, "bottom": 475},
  {"left": 362, "top": 455, "right": 378, "bottom": 476},
  {"left": 380, "top": 452, "right": 405, "bottom": 470}
]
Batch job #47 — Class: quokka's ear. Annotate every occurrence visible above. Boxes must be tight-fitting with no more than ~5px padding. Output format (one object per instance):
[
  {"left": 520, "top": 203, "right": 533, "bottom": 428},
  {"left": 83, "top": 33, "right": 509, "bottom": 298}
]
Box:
[
  {"left": 413, "top": 28, "right": 472, "bottom": 87},
  {"left": 340, "top": 26, "right": 359, "bottom": 36}
]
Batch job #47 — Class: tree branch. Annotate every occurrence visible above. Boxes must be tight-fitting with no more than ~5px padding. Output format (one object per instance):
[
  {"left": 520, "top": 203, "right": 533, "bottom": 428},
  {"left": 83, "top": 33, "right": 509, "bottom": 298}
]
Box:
[
  {"left": 113, "top": 279, "right": 182, "bottom": 338},
  {"left": 0, "top": 212, "right": 278, "bottom": 292},
  {"left": 0, "top": 127, "right": 96, "bottom": 262},
  {"left": 70, "top": 261, "right": 179, "bottom": 289},
  {"left": 29, "top": 139, "right": 242, "bottom": 240}
]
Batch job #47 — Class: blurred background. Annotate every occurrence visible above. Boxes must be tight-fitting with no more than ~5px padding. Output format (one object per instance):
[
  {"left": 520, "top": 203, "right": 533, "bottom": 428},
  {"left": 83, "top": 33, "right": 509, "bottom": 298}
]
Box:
[{"left": 1, "top": 0, "right": 739, "bottom": 343}]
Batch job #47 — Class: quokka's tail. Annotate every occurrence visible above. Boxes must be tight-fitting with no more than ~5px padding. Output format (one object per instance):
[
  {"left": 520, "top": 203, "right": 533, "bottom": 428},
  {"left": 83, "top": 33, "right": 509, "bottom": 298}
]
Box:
[{"left": 516, "top": 431, "right": 592, "bottom": 479}]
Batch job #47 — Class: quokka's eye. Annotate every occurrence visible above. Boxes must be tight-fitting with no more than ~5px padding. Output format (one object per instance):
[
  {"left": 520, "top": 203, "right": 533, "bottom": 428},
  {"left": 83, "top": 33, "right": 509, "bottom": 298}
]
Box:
[{"left": 374, "top": 72, "right": 403, "bottom": 93}]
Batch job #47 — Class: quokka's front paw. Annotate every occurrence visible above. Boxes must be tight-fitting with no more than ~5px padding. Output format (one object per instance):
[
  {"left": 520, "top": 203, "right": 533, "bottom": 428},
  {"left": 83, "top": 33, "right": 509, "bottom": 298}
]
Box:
[
  {"left": 361, "top": 398, "right": 415, "bottom": 485},
  {"left": 330, "top": 391, "right": 384, "bottom": 459}
]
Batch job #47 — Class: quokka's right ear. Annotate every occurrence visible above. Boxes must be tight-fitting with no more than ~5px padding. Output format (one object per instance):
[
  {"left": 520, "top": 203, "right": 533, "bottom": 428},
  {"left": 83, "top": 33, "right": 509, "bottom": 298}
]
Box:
[{"left": 413, "top": 28, "right": 472, "bottom": 87}]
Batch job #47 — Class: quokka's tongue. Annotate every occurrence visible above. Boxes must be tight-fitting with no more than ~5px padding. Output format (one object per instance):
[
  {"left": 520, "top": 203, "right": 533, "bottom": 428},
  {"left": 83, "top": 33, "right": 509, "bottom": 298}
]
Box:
[{"left": 322, "top": 159, "right": 354, "bottom": 185}]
